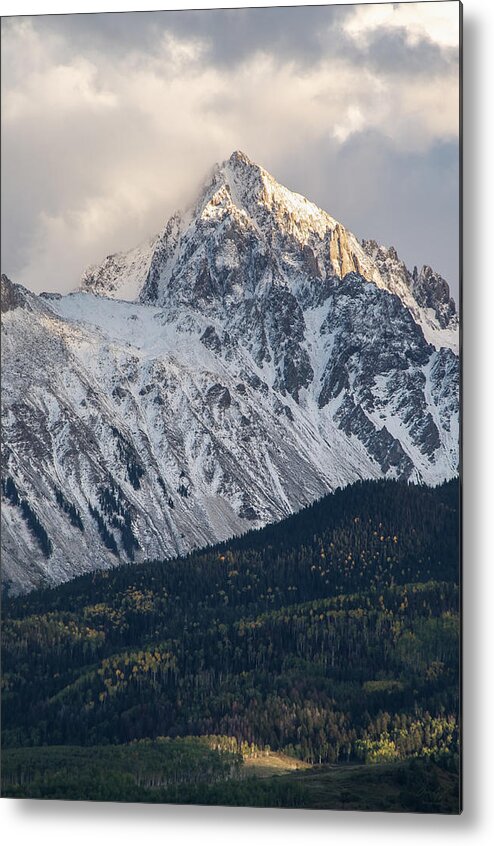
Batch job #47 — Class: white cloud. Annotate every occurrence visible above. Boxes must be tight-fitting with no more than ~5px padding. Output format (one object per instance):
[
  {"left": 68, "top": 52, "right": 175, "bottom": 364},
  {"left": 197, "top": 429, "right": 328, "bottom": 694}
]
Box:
[{"left": 344, "top": 1, "right": 460, "bottom": 50}]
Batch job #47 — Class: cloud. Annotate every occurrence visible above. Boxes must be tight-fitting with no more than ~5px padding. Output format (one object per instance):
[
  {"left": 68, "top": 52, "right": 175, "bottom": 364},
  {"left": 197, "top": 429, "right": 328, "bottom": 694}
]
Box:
[
  {"left": 0, "top": 6, "right": 460, "bottom": 296},
  {"left": 344, "top": 1, "right": 460, "bottom": 49},
  {"left": 25, "top": 7, "right": 350, "bottom": 68}
]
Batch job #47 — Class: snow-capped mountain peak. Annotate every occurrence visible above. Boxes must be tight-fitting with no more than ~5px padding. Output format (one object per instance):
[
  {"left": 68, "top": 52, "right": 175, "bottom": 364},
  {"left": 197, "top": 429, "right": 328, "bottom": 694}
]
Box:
[
  {"left": 81, "top": 151, "right": 457, "bottom": 353},
  {"left": 2, "top": 155, "right": 459, "bottom": 595}
]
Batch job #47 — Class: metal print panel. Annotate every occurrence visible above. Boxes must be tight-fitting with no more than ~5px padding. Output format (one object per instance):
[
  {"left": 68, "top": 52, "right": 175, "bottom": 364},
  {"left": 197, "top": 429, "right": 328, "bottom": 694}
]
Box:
[{"left": 0, "top": 1, "right": 461, "bottom": 813}]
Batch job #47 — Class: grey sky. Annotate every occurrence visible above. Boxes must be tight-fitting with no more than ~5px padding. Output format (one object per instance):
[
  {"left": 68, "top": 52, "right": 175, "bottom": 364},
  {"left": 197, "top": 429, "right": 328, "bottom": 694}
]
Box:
[{"left": 1, "top": 2, "right": 460, "bottom": 299}]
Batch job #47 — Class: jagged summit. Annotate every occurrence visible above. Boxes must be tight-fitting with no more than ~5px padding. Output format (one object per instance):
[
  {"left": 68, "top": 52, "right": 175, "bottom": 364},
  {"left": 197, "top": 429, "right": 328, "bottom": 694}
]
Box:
[
  {"left": 222, "top": 149, "right": 270, "bottom": 182},
  {"left": 81, "top": 153, "right": 457, "bottom": 352},
  {"left": 229, "top": 149, "right": 253, "bottom": 165},
  {"left": 209, "top": 149, "right": 339, "bottom": 232},
  {"left": 190, "top": 148, "right": 325, "bottom": 240},
  {"left": 222, "top": 149, "right": 260, "bottom": 175}
]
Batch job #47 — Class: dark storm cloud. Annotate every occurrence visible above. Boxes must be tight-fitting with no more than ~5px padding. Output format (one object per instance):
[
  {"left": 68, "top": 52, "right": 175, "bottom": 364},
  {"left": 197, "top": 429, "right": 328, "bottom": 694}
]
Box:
[
  {"left": 27, "top": 7, "right": 352, "bottom": 67},
  {"left": 28, "top": 5, "right": 454, "bottom": 74},
  {"left": 362, "top": 26, "right": 457, "bottom": 75}
]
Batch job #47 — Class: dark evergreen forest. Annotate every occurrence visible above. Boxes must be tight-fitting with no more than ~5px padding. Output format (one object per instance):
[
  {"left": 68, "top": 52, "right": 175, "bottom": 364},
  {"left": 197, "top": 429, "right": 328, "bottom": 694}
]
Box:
[{"left": 1, "top": 478, "right": 461, "bottom": 812}]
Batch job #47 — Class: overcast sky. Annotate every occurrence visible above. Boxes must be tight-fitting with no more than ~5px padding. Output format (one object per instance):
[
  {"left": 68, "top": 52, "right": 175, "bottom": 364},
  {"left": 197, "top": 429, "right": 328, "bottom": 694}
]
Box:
[{"left": 1, "top": 2, "right": 460, "bottom": 298}]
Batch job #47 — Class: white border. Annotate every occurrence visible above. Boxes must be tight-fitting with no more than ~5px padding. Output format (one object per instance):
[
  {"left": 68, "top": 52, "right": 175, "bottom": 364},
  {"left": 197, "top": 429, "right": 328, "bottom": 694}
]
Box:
[{"left": 1, "top": 1, "right": 493, "bottom": 842}]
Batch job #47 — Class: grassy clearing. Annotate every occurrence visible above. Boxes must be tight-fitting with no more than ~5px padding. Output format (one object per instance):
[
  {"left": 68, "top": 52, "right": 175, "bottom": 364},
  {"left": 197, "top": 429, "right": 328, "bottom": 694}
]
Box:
[{"left": 243, "top": 751, "right": 311, "bottom": 778}]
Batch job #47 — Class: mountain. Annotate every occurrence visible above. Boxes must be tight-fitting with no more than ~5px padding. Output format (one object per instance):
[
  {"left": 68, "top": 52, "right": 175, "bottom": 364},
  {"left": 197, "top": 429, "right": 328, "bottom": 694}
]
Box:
[{"left": 1, "top": 152, "right": 459, "bottom": 595}]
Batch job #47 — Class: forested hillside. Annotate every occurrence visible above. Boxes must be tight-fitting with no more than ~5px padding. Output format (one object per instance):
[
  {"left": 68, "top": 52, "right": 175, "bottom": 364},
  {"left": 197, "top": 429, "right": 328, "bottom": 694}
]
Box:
[{"left": 1, "top": 478, "right": 460, "bottom": 811}]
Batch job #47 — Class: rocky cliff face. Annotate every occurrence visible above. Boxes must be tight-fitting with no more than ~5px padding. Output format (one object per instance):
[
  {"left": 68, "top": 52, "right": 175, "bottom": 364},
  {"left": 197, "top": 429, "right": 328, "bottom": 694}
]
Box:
[
  {"left": 1, "top": 152, "right": 459, "bottom": 594},
  {"left": 360, "top": 239, "right": 458, "bottom": 333}
]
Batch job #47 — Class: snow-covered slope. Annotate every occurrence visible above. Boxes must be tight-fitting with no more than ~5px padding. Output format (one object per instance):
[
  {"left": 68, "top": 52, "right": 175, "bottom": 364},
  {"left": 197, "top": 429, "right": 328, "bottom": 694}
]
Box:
[
  {"left": 1, "top": 152, "right": 459, "bottom": 595},
  {"left": 81, "top": 237, "right": 157, "bottom": 301}
]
